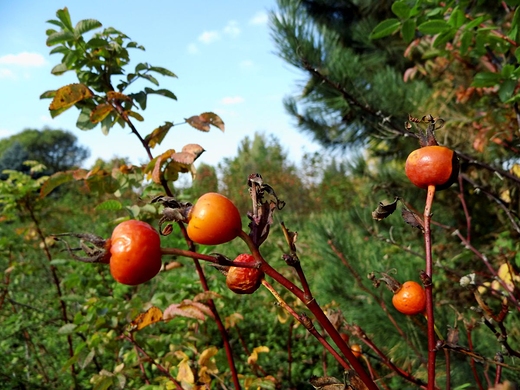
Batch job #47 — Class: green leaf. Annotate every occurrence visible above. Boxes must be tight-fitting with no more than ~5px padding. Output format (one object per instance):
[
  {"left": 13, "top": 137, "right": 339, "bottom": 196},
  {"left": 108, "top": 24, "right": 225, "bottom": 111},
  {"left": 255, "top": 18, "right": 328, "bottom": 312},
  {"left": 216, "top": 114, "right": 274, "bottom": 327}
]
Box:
[
  {"left": 149, "top": 66, "right": 177, "bottom": 77},
  {"left": 74, "top": 19, "right": 102, "bottom": 36},
  {"left": 40, "top": 171, "right": 75, "bottom": 198},
  {"left": 465, "top": 16, "right": 486, "bottom": 30},
  {"left": 448, "top": 7, "right": 466, "bottom": 28},
  {"left": 126, "top": 110, "right": 144, "bottom": 121},
  {"left": 499, "top": 79, "right": 517, "bottom": 102},
  {"left": 49, "top": 259, "right": 69, "bottom": 266},
  {"left": 49, "top": 45, "right": 69, "bottom": 55},
  {"left": 369, "top": 19, "right": 401, "bottom": 40},
  {"left": 471, "top": 71, "right": 501, "bottom": 87},
  {"left": 141, "top": 73, "right": 159, "bottom": 86},
  {"left": 391, "top": 1, "right": 410, "bottom": 19},
  {"left": 501, "top": 64, "right": 515, "bottom": 79},
  {"left": 56, "top": 8, "right": 73, "bottom": 32},
  {"left": 96, "top": 199, "right": 122, "bottom": 211},
  {"left": 144, "top": 87, "right": 177, "bottom": 100},
  {"left": 76, "top": 106, "right": 98, "bottom": 130},
  {"left": 433, "top": 29, "right": 456, "bottom": 48},
  {"left": 135, "top": 62, "right": 148, "bottom": 72},
  {"left": 101, "top": 114, "right": 113, "bottom": 135},
  {"left": 401, "top": 19, "right": 416, "bottom": 43},
  {"left": 417, "top": 20, "right": 452, "bottom": 35},
  {"left": 46, "top": 30, "right": 75, "bottom": 46},
  {"left": 58, "top": 323, "right": 77, "bottom": 335},
  {"left": 126, "top": 41, "right": 145, "bottom": 50},
  {"left": 460, "top": 30, "right": 473, "bottom": 55},
  {"left": 129, "top": 91, "right": 147, "bottom": 109},
  {"left": 40, "top": 90, "right": 56, "bottom": 99}
]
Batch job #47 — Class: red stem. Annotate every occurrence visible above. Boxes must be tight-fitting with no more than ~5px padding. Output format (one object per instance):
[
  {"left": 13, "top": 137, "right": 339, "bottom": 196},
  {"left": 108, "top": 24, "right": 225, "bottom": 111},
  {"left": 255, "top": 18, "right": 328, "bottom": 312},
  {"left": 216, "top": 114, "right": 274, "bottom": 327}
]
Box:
[
  {"left": 239, "top": 231, "right": 378, "bottom": 390},
  {"left": 423, "top": 185, "right": 437, "bottom": 390}
]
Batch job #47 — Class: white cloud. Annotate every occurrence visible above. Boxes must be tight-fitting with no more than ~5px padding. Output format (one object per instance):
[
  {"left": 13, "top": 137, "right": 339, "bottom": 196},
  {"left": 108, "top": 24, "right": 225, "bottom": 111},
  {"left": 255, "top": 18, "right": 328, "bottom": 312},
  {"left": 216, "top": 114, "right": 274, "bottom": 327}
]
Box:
[
  {"left": 0, "top": 52, "right": 46, "bottom": 67},
  {"left": 239, "top": 60, "right": 254, "bottom": 69},
  {"left": 40, "top": 115, "right": 54, "bottom": 124},
  {"left": 198, "top": 31, "right": 221, "bottom": 44},
  {"left": 224, "top": 20, "right": 240, "bottom": 37},
  {"left": 221, "top": 96, "right": 244, "bottom": 105},
  {"left": 0, "top": 68, "right": 15, "bottom": 79},
  {"left": 187, "top": 43, "right": 199, "bottom": 54},
  {"left": 249, "top": 11, "right": 268, "bottom": 25}
]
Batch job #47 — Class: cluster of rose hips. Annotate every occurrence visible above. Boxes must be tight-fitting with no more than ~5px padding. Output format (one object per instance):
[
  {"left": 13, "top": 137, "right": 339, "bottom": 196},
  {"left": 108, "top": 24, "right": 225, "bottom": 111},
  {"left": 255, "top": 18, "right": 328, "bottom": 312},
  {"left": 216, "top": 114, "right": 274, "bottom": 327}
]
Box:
[{"left": 88, "top": 192, "right": 263, "bottom": 295}]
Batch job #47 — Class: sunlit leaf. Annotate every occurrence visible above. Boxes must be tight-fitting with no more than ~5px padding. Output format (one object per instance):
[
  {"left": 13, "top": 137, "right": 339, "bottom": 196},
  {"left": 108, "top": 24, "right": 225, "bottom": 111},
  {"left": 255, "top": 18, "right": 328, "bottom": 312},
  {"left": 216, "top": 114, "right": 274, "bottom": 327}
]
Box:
[
  {"left": 247, "top": 346, "right": 269, "bottom": 365},
  {"left": 58, "top": 323, "right": 77, "bottom": 335},
  {"left": 145, "top": 121, "right": 174, "bottom": 149},
  {"left": 49, "top": 83, "right": 93, "bottom": 112},
  {"left": 126, "top": 110, "right": 144, "bottom": 121},
  {"left": 176, "top": 354, "right": 195, "bottom": 384},
  {"left": 417, "top": 20, "right": 452, "bottom": 34},
  {"left": 200, "top": 112, "right": 225, "bottom": 131},
  {"left": 149, "top": 66, "right": 177, "bottom": 77},
  {"left": 56, "top": 7, "right": 73, "bottom": 31},
  {"left": 74, "top": 19, "right": 102, "bottom": 36},
  {"left": 76, "top": 106, "right": 97, "bottom": 130},
  {"left": 106, "top": 91, "right": 131, "bottom": 102},
  {"left": 90, "top": 104, "right": 114, "bottom": 124},
  {"left": 369, "top": 18, "right": 401, "bottom": 39},
  {"left": 186, "top": 112, "right": 225, "bottom": 132},
  {"left": 129, "top": 306, "right": 163, "bottom": 331},
  {"left": 51, "top": 63, "right": 69, "bottom": 75},
  {"left": 46, "top": 30, "right": 75, "bottom": 46},
  {"left": 144, "top": 87, "right": 177, "bottom": 100},
  {"left": 40, "top": 90, "right": 56, "bottom": 100},
  {"left": 95, "top": 199, "right": 122, "bottom": 211},
  {"left": 40, "top": 171, "right": 74, "bottom": 198},
  {"left": 163, "top": 300, "right": 214, "bottom": 321}
]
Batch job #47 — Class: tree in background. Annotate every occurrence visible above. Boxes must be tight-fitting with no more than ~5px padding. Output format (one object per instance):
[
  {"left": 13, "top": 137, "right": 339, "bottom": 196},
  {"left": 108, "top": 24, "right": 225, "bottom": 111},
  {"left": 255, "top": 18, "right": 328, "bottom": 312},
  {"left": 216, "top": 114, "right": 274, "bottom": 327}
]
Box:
[
  {"left": 0, "top": 128, "right": 90, "bottom": 173},
  {"left": 219, "top": 132, "right": 310, "bottom": 216}
]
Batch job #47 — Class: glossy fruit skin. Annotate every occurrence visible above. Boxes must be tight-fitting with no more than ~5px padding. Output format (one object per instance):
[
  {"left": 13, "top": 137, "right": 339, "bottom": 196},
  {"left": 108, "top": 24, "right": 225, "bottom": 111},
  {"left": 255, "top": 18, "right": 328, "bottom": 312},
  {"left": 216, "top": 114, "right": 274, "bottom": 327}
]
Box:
[
  {"left": 392, "top": 281, "right": 426, "bottom": 315},
  {"left": 226, "top": 254, "right": 264, "bottom": 294},
  {"left": 187, "top": 192, "right": 242, "bottom": 245},
  {"left": 350, "top": 344, "right": 362, "bottom": 359},
  {"left": 109, "top": 220, "right": 162, "bottom": 285},
  {"left": 405, "top": 146, "right": 459, "bottom": 190}
]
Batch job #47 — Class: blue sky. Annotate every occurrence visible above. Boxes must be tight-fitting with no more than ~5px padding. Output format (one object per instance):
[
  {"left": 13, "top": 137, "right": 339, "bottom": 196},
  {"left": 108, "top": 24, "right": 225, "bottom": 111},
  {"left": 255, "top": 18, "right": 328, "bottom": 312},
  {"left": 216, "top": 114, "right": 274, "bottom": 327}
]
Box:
[{"left": 0, "top": 1, "right": 320, "bottom": 169}]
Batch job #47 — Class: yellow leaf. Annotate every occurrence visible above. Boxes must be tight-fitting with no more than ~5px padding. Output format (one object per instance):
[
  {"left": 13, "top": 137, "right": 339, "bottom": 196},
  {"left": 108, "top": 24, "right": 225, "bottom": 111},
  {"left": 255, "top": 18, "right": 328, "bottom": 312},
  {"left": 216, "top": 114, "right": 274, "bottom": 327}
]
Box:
[
  {"left": 176, "top": 358, "right": 195, "bottom": 384},
  {"left": 129, "top": 306, "right": 163, "bottom": 331},
  {"left": 224, "top": 312, "right": 244, "bottom": 329},
  {"left": 145, "top": 122, "right": 174, "bottom": 149},
  {"left": 107, "top": 91, "right": 131, "bottom": 101},
  {"left": 90, "top": 103, "right": 114, "bottom": 124},
  {"left": 49, "top": 83, "right": 93, "bottom": 111},
  {"left": 247, "top": 346, "right": 269, "bottom": 365}
]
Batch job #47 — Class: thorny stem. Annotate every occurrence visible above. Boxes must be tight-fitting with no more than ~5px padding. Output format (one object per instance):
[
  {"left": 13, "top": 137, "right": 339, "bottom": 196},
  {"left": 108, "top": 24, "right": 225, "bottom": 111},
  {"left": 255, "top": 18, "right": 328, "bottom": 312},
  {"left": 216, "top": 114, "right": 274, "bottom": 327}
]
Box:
[
  {"left": 261, "top": 279, "right": 351, "bottom": 371},
  {"left": 328, "top": 240, "right": 427, "bottom": 364},
  {"left": 125, "top": 117, "right": 242, "bottom": 389},
  {"left": 423, "top": 185, "right": 437, "bottom": 390},
  {"left": 467, "top": 326, "right": 485, "bottom": 390},
  {"left": 238, "top": 230, "right": 379, "bottom": 390},
  {"left": 346, "top": 324, "right": 429, "bottom": 389}
]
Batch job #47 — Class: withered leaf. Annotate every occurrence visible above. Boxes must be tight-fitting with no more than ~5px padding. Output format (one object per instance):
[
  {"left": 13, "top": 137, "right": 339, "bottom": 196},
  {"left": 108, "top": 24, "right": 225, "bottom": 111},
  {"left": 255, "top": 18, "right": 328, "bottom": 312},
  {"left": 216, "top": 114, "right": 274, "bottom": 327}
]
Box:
[
  {"left": 129, "top": 306, "right": 163, "bottom": 331},
  {"left": 185, "top": 112, "right": 225, "bottom": 132},
  {"left": 49, "top": 83, "right": 93, "bottom": 113},
  {"left": 372, "top": 197, "right": 399, "bottom": 220},
  {"left": 145, "top": 121, "right": 174, "bottom": 149},
  {"left": 402, "top": 208, "right": 424, "bottom": 230},
  {"left": 90, "top": 103, "right": 114, "bottom": 124},
  {"left": 309, "top": 375, "right": 344, "bottom": 390}
]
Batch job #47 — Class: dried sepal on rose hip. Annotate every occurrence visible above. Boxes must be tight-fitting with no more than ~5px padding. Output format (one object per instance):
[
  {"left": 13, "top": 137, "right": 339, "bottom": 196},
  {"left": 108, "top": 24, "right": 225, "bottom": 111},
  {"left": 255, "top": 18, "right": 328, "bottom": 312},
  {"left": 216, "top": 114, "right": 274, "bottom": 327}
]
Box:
[
  {"left": 153, "top": 192, "right": 242, "bottom": 245},
  {"left": 226, "top": 253, "right": 264, "bottom": 294},
  {"left": 405, "top": 115, "right": 459, "bottom": 190}
]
